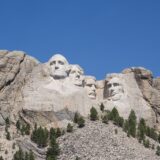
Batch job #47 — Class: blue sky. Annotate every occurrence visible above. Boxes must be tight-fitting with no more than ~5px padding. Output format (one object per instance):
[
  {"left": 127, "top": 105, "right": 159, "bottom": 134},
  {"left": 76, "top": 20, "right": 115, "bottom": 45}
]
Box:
[{"left": 0, "top": 0, "right": 160, "bottom": 80}]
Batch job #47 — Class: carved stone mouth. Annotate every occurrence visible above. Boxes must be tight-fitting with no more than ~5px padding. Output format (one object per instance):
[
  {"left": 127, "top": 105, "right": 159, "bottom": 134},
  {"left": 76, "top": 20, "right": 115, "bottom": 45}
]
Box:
[
  {"left": 89, "top": 92, "right": 96, "bottom": 96},
  {"left": 75, "top": 77, "right": 80, "bottom": 80},
  {"left": 110, "top": 92, "right": 118, "bottom": 96}
]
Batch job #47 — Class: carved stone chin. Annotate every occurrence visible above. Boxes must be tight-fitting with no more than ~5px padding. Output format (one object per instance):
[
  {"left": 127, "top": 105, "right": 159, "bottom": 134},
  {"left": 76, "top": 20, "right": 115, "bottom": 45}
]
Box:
[
  {"left": 108, "top": 92, "right": 124, "bottom": 101},
  {"left": 68, "top": 64, "right": 84, "bottom": 86},
  {"left": 49, "top": 54, "right": 69, "bottom": 79},
  {"left": 84, "top": 76, "right": 96, "bottom": 99}
]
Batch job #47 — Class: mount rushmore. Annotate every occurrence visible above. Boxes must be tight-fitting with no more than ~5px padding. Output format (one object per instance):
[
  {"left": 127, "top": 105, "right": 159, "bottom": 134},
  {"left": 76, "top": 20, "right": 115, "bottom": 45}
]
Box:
[
  {"left": 0, "top": 50, "right": 160, "bottom": 130},
  {"left": 0, "top": 50, "right": 160, "bottom": 159}
]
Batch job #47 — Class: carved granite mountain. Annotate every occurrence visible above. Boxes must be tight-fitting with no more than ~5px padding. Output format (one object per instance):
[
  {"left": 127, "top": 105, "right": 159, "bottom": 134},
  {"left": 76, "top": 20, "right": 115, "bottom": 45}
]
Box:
[{"left": 0, "top": 50, "right": 160, "bottom": 160}]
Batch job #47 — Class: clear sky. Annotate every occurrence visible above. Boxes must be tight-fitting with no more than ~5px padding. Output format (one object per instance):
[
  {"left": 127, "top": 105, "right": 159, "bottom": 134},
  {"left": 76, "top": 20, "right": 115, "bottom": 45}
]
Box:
[{"left": 0, "top": 0, "right": 160, "bottom": 80}]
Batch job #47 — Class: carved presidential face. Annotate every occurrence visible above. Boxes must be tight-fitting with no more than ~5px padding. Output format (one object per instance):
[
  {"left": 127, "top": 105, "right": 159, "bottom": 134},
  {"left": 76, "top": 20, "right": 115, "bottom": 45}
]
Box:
[
  {"left": 69, "top": 65, "right": 84, "bottom": 86},
  {"left": 84, "top": 77, "right": 96, "bottom": 99},
  {"left": 107, "top": 77, "right": 124, "bottom": 101},
  {"left": 49, "top": 54, "right": 69, "bottom": 79}
]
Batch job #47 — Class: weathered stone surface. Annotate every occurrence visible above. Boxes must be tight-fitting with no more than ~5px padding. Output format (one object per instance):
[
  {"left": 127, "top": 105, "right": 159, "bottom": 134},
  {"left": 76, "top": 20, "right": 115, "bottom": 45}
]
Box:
[
  {"left": 58, "top": 120, "right": 160, "bottom": 160},
  {"left": 0, "top": 50, "right": 39, "bottom": 125},
  {"left": 17, "top": 137, "right": 46, "bottom": 160},
  {"left": 122, "top": 67, "right": 160, "bottom": 129},
  {"left": 21, "top": 59, "right": 95, "bottom": 128},
  {"left": 103, "top": 72, "right": 156, "bottom": 126},
  {"left": 153, "top": 77, "right": 160, "bottom": 91},
  {"left": 96, "top": 80, "right": 105, "bottom": 101}
]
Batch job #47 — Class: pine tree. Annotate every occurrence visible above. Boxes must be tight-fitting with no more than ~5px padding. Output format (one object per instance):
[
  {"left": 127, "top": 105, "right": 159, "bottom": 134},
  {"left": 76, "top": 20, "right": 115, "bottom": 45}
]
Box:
[
  {"left": 56, "top": 128, "right": 61, "bottom": 138},
  {"left": 50, "top": 128, "right": 56, "bottom": 140},
  {"left": 31, "top": 127, "right": 38, "bottom": 143},
  {"left": 75, "top": 156, "right": 80, "bottom": 160},
  {"left": 128, "top": 110, "right": 137, "bottom": 137},
  {"left": 13, "top": 148, "right": 24, "bottom": 160},
  {"left": 6, "top": 131, "right": 11, "bottom": 140},
  {"left": 5, "top": 117, "right": 10, "bottom": 127},
  {"left": 102, "top": 114, "right": 108, "bottom": 124},
  {"left": 29, "top": 150, "right": 35, "bottom": 160},
  {"left": 13, "top": 148, "right": 35, "bottom": 160},
  {"left": 137, "top": 118, "right": 146, "bottom": 142},
  {"left": 46, "top": 135, "right": 60, "bottom": 160},
  {"left": 16, "top": 120, "right": 21, "bottom": 130},
  {"left": 123, "top": 120, "right": 129, "bottom": 133},
  {"left": 156, "top": 146, "right": 160, "bottom": 156},
  {"left": 74, "top": 112, "right": 80, "bottom": 123},
  {"left": 143, "top": 139, "right": 150, "bottom": 148},
  {"left": 146, "top": 126, "right": 151, "bottom": 137},
  {"left": 21, "top": 124, "right": 26, "bottom": 136},
  {"left": 90, "top": 107, "right": 98, "bottom": 121},
  {"left": 38, "top": 127, "right": 48, "bottom": 148},
  {"left": 150, "top": 128, "right": 158, "bottom": 141},
  {"left": 67, "top": 123, "right": 73, "bottom": 133},
  {"left": 31, "top": 126, "right": 49, "bottom": 148},
  {"left": 25, "top": 123, "right": 30, "bottom": 135},
  {"left": 100, "top": 103, "right": 105, "bottom": 112},
  {"left": 117, "top": 116, "right": 124, "bottom": 127},
  {"left": 24, "top": 152, "right": 29, "bottom": 160},
  {"left": 108, "top": 107, "right": 119, "bottom": 122},
  {"left": 77, "top": 116, "right": 85, "bottom": 128},
  {"left": 158, "top": 133, "right": 160, "bottom": 143}
]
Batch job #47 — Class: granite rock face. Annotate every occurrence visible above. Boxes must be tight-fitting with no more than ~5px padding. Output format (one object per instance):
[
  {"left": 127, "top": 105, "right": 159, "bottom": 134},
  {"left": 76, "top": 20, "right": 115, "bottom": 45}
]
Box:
[
  {"left": 102, "top": 69, "right": 156, "bottom": 127},
  {"left": 0, "top": 52, "right": 160, "bottom": 128},
  {"left": 122, "top": 67, "right": 160, "bottom": 129},
  {"left": 0, "top": 50, "right": 39, "bottom": 125},
  {"left": 0, "top": 50, "right": 160, "bottom": 160},
  {"left": 21, "top": 55, "right": 95, "bottom": 128},
  {"left": 154, "top": 77, "right": 160, "bottom": 91}
]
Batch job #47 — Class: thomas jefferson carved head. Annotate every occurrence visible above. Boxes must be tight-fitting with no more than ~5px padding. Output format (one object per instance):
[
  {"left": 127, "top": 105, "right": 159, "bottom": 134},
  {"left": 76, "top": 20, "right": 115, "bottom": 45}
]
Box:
[
  {"left": 84, "top": 76, "right": 96, "bottom": 99},
  {"left": 49, "top": 54, "right": 69, "bottom": 79},
  {"left": 68, "top": 65, "right": 84, "bottom": 86}
]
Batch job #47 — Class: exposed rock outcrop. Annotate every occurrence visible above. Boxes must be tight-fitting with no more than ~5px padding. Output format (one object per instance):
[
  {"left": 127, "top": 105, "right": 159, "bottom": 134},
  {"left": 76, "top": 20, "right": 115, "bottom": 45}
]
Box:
[
  {"left": 122, "top": 67, "right": 160, "bottom": 129},
  {"left": 0, "top": 50, "right": 39, "bottom": 125}
]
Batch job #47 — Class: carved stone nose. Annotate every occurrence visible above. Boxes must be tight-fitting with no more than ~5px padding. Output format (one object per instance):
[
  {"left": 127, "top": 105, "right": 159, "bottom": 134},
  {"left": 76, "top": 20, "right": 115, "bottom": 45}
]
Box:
[
  {"left": 55, "top": 65, "right": 59, "bottom": 69},
  {"left": 110, "top": 88, "right": 114, "bottom": 93}
]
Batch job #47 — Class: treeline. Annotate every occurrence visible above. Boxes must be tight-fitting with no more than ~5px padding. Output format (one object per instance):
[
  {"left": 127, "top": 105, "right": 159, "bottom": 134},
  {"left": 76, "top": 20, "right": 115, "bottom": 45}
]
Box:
[
  {"left": 13, "top": 149, "right": 34, "bottom": 160},
  {"left": 16, "top": 120, "right": 30, "bottom": 136},
  {"left": 31, "top": 125, "right": 60, "bottom": 160},
  {"left": 95, "top": 104, "right": 160, "bottom": 156}
]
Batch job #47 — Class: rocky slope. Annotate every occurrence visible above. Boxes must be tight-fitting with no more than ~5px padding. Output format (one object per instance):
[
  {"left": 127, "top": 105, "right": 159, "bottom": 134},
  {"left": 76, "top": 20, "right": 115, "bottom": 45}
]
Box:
[{"left": 58, "top": 120, "right": 160, "bottom": 160}]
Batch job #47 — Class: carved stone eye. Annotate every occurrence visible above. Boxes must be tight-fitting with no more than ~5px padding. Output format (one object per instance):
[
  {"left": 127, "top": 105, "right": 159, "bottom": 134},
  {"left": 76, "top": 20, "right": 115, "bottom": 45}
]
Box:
[
  {"left": 58, "top": 61, "right": 64, "bottom": 65},
  {"left": 50, "top": 61, "right": 56, "bottom": 65},
  {"left": 113, "top": 83, "right": 119, "bottom": 87},
  {"left": 107, "top": 84, "right": 112, "bottom": 88},
  {"left": 70, "top": 70, "right": 76, "bottom": 74},
  {"left": 87, "top": 84, "right": 92, "bottom": 87}
]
